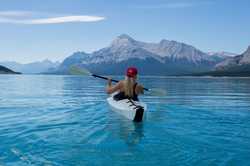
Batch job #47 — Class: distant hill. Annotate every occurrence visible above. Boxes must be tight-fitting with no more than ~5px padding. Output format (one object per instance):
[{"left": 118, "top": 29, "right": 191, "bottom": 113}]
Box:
[
  {"left": 0, "top": 60, "right": 60, "bottom": 74},
  {"left": 53, "top": 34, "right": 228, "bottom": 75},
  {"left": 0, "top": 65, "right": 21, "bottom": 74}
]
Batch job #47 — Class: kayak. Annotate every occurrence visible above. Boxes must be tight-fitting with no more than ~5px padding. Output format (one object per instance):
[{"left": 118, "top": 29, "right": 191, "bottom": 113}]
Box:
[{"left": 107, "top": 93, "right": 147, "bottom": 122}]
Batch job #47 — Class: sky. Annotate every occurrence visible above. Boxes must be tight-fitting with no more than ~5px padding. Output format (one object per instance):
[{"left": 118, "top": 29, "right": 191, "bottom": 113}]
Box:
[{"left": 0, "top": 0, "right": 249, "bottom": 63}]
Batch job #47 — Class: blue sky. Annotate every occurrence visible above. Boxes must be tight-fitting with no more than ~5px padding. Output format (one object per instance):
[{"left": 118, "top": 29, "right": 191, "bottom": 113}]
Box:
[{"left": 0, "top": 0, "right": 249, "bottom": 63}]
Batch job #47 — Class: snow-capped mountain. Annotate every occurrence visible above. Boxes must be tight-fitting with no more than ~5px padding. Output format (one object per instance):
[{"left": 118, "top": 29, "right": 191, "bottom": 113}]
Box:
[
  {"left": 56, "top": 34, "right": 229, "bottom": 75},
  {"left": 79, "top": 35, "right": 162, "bottom": 64},
  {"left": 193, "top": 45, "right": 250, "bottom": 77},
  {"left": 139, "top": 39, "right": 212, "bottom": 64},
  {"left": 207, "top": 51, "right": 237, "bottom": 58},
  {"left": 207, "top": 51, "right": 236, "bottom": 62},
  {"left": 83, "top": 34, "right": 222, "bottom": 65},
  {"left": 0, "top": 59, "right": 60, "bottom": 74}
]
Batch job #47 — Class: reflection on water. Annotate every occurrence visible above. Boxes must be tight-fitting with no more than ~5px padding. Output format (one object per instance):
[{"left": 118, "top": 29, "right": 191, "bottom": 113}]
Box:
[{"left": 118, "top": 121, "right": 144, "bottom": 147}]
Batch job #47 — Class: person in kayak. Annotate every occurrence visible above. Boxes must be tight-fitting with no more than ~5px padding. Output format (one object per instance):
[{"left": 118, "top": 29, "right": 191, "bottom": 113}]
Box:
[{"left": 106, "top": 67, "right": 144, "bottom": 101}]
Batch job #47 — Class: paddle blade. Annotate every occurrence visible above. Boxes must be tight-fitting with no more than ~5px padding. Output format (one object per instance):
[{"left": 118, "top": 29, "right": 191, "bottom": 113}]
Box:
[
  {"left": 148, "top": 88, "right": 167, "bottom": 96},
  {"left": 69, "top": 66, "right": 92, "bottom": 76}
]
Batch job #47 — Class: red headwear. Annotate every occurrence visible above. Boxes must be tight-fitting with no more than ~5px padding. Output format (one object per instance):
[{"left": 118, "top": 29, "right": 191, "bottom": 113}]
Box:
[{"left": 126, "top": 67, "right": 138, "bottom": 77}]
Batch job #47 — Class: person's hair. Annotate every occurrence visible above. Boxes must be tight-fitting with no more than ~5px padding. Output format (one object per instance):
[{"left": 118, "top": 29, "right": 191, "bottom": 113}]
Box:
[{"left": 124, "top": 76, "right": 135, "bottom": 97}]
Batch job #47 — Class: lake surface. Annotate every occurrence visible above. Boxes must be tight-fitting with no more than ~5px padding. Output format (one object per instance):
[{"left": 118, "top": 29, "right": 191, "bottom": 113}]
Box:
[{"left": 0, "top": 75, "right": 250, "bottom": 166}]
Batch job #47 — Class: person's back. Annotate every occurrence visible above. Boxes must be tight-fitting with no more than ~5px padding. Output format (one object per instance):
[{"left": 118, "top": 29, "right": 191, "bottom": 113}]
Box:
[{"left": 106, "top": 67, "right": 144, "bottom": 101}]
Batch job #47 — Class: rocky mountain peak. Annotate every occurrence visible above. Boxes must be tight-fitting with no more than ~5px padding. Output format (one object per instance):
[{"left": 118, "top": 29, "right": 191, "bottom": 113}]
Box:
[
  {"left": 117, "top": 34, "right": 134, "bottom": 40},
  {"left": 159, "top": 39, "right": 171, "bottom": 45},
  {"left": 244, "top": 45, "right": 250, "bottom": 56},
  {"left": 111, "top": 34, "right": 136, "bottom": 48}
]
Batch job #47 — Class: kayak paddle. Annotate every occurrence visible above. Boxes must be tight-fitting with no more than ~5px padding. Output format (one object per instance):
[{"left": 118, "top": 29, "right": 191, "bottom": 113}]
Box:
[{"left": 69, "top": 65, "right": 167, "bottom": 96}]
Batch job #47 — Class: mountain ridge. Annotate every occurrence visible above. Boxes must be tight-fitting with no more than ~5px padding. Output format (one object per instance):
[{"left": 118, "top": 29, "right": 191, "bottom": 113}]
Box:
[
  {"left": 54, "top": 34, "right": 231, "bottom": 75},
  {"left": 191, "top": 46, "right": 250, "bottom": 77},
  {"left": 0, "top": 60, "right": 60, "bottom": 74},
  {"left": 215, "top": 46, "right": 250, "bottom": 71}
]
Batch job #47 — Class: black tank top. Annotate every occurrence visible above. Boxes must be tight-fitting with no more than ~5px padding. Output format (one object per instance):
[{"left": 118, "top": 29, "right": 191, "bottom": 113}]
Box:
[{"left": 113, "top": 83, "right": 139, "bottom": 101}]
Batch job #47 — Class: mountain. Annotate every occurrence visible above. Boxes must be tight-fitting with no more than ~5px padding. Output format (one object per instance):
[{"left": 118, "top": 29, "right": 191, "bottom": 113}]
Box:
[
  {"left": 207, "top": 51, "right": 237, "bottom": 57},
  {"left": 55, "top": 34, "right": 229, "bottom": 75},
  {"left": 0, "top": 65, "right": 21, "bottom": 74},
  {"left": 207, "top": 51, "right": 237, "bottom": 61},
  {"left": 192, "top": 46, "right": 250, "bottom": 76},
  {"left": 0, "top": 60, "right": 60, "bottom": 74},
  {"left": 55, "top": 52, "right": 90, "bottom": 74},
  {"left": 215, "top": 46, "right": 250, "bottom": 70}
]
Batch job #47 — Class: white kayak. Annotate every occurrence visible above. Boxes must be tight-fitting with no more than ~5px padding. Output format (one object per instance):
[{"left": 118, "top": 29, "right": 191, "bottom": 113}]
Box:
[{"left": 107, "top": 93, "right": 147, "bottom": 122}]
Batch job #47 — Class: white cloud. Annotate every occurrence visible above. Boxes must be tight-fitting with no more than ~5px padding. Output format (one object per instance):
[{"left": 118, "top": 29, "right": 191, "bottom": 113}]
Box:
[
  {"left": 28, "top": 16, "right": 105, "bottom": 24},
  {"left": 0, "top": 11, "right": 105, "bottom": 24}
]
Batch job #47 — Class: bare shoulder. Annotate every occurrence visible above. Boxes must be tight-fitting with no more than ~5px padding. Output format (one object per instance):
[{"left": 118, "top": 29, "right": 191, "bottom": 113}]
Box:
[{"left": 106, "top": 80, "right": 124, "bottom": 94}]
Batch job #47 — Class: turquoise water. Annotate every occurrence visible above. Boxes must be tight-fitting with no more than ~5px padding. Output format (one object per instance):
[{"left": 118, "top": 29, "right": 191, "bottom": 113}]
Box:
[{"left": 0, "top": 75, "right": 250, "bottom": 166}]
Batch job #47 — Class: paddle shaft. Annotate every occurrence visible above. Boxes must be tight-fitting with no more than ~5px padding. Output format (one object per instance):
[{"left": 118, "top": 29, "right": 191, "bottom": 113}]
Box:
[{"left": 92, "top": 74, "right": 149, "bottom": 91}]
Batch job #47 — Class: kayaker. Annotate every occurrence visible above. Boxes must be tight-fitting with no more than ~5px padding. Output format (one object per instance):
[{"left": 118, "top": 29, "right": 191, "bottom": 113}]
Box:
[{"left": 106, "top": 67, "right": 144, "bottom": 101}]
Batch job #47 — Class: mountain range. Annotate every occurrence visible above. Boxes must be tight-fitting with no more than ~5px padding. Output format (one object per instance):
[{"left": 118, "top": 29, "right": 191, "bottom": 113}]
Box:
[
  {"left": 54, "top": 34, "right": 231, "bottom": 75},
  {"left": 193, "top": 46, "right": 250, "bottom": 76},
  {"left": 216, "top": 46, "right": 250, "bottom": 70},
  {"left": 0, "top": 60, "right": 60, "bottom": 74},
  {"left": 3, "top": 34, "right": 247, "bottom": 76}
]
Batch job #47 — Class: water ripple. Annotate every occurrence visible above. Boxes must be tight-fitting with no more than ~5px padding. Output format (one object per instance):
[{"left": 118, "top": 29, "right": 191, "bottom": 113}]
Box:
[{"left": 0, "top": 75, "right": 250, "bottom": 165}]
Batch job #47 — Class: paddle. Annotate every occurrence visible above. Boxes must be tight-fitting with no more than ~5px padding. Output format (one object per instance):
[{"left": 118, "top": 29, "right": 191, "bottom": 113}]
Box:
[{"left": 69, "top": 65, "right": 167, "bottom": 96}]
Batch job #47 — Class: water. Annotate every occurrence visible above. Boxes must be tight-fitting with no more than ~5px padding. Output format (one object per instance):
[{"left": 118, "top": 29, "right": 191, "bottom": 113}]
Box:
[{"left": 0, "top": 75, "right": 250, "bottom": 166}]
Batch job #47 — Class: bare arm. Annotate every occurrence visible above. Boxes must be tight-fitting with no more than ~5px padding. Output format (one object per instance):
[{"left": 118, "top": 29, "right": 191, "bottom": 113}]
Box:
[{"left": 106, "top": 80, "right": 123, "bottom": 94}]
